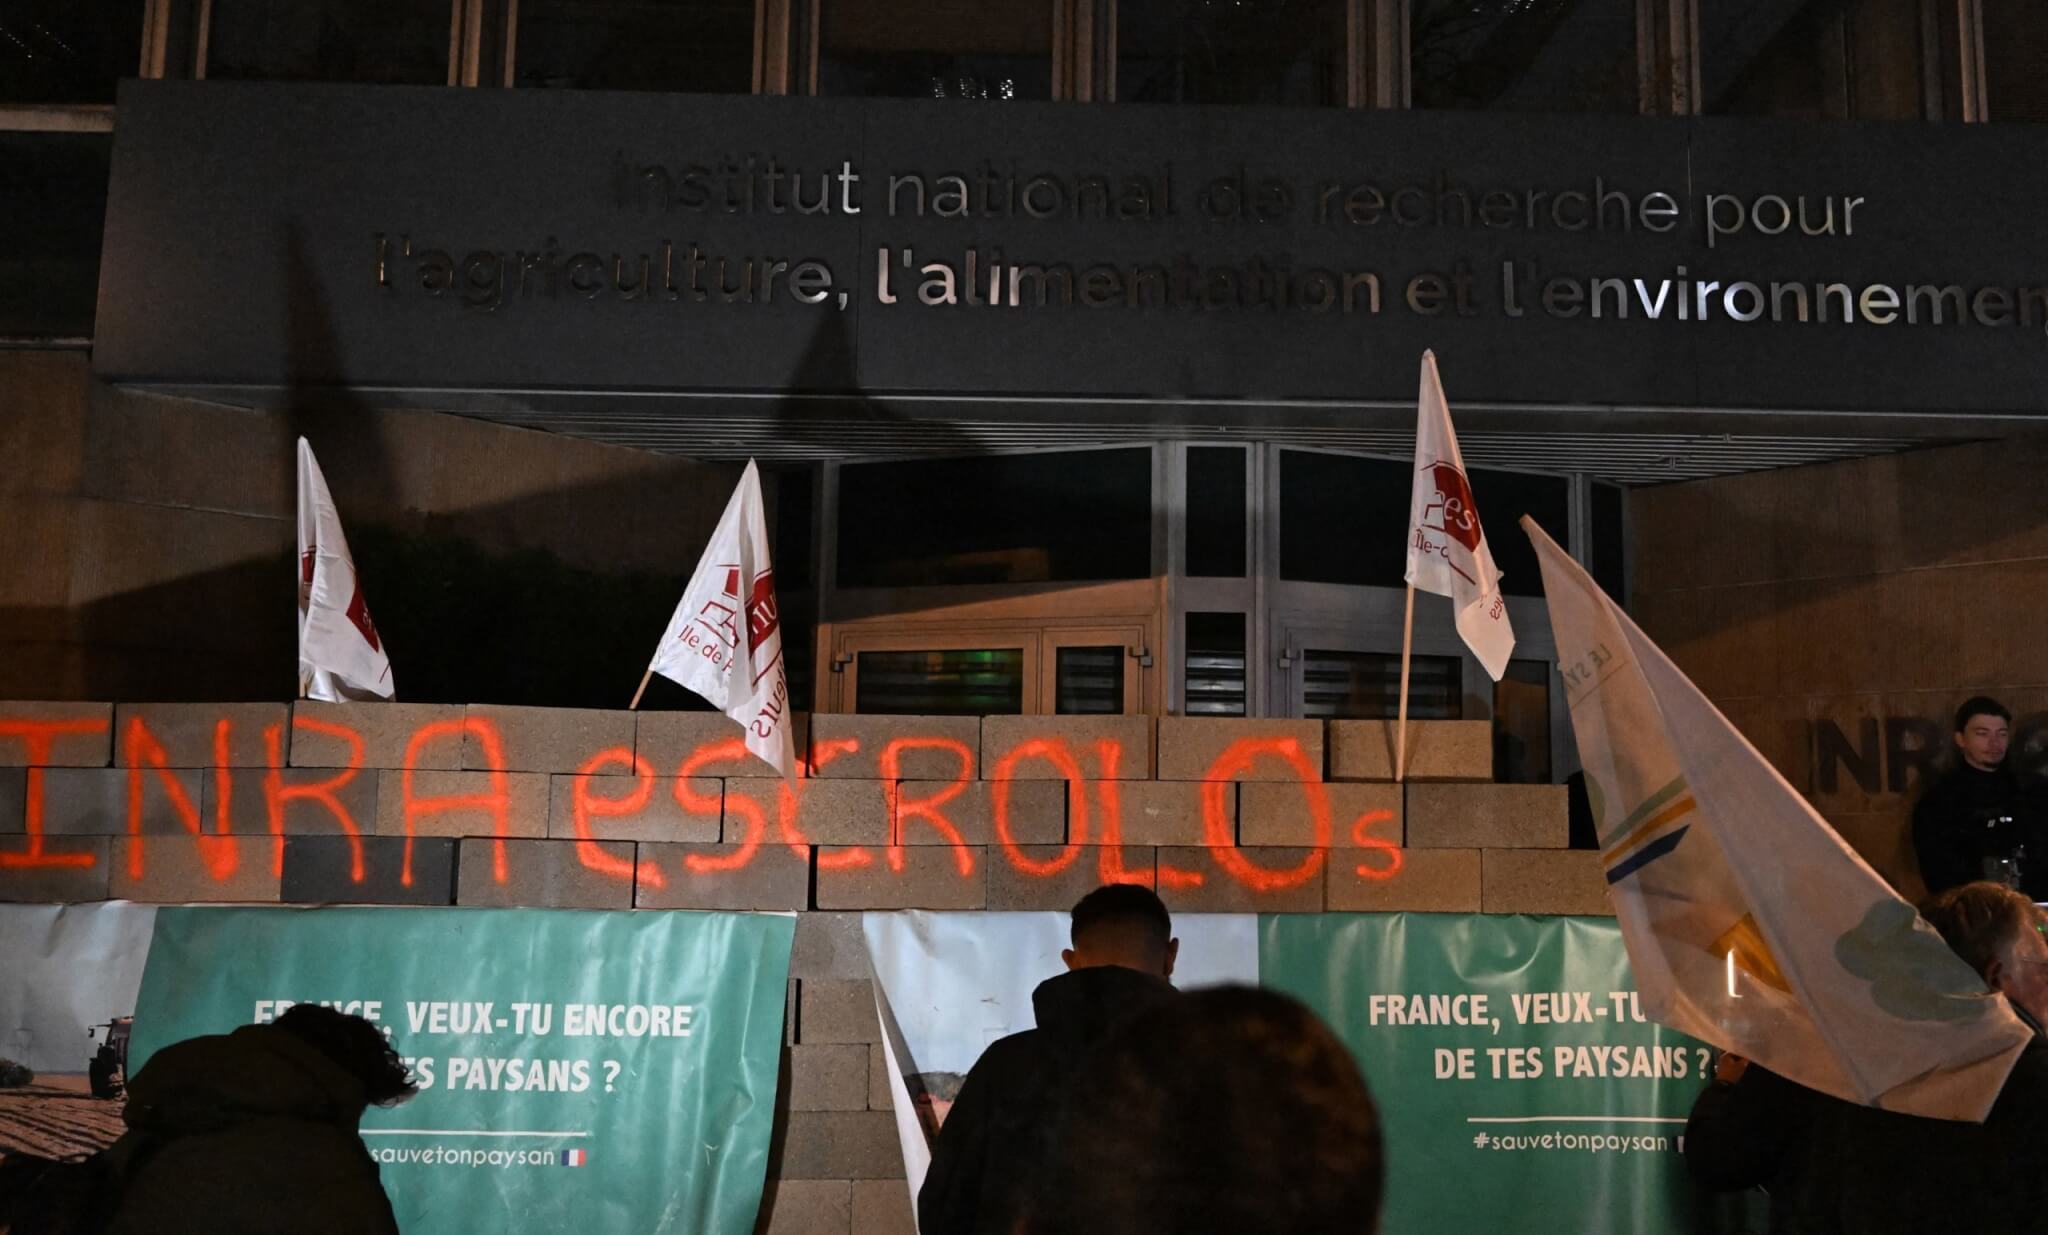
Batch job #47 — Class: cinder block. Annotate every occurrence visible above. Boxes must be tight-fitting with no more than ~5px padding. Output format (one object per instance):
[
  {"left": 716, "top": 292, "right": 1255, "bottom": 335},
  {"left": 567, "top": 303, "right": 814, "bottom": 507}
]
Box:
[
  {"left": 0, "top": 836, "right": 112, "bottom": 901},
  {"left": 980, "top": 715, "right": 1155, "bottom": 778},
  {"left": 758, "top": 1179, "right": 851, "bottom": 1235},
  {"left": 1483, "top": 849, "right": 1613, "bottom": 916},
  {"left": 0, "top": 702, "right": 112, "bottom": 766},
  {"left": 792, "top": 911, "right": 870, "bottom": 980},
  {"left": 894, "top": 779, "right": 1065, "bottom": 847},
  {"left": 1155, "top": 718, "right": 1324, "bottom": 782},
  {"left": 1407, "top": 783, "right": 1568, "bottom": 849},
  {"left": 281, "top": 835, "right": 458, "bottom": 905},
  {"left": 462, "top": 704, "right": 637, "bottom": 774},
  {"left": 777, "top": 1110, "right": 904, "bottom": 1180},
  {"left": 547, "top": 774, "right": 722, "bottom": 843},
  {"left": 1327, "top": 847, "right": 1480, "bottom": 912},
  {"left": 789, "top": 1043, "right": 871, "bottom": 1111},
  {"left": 1328, "top": 719, "right": 1493, "bottom": 782},
  {"left": 0, "top": 768, "right": 21, "bottom": 831},
  {"left": 1153, "top": 847, "right": 1325, "bottom": 913},
  {"left": 729, "top": 778, "right": 888, "bottom": 846},
  {"left": 211, "top": 765, "right": 380, "bottom": 838},
  {"left": 289, "top": 702, "right": 468, "bottom": 769},
  {"left": 373, "top": 770, "right": 549, "bottom": 839},
  {"left": 810, "top": 715, "right": 980, "bottom": 780},
  {"left": 798, "top": 979, "right": 880, "bottom": 1044},
  {"left": 111, "top": 836, "right": 281, "bottom": 902},
  {"left": 42, "top": 767, "right": 203, "bottom": 834},
  {"left": 816, "top": 846, "right": 986, "bottom": 910},
  {"left": 633, "top": 843, "right": 810, "bottom": 910},
  {"left": 455, "top": 838, "right": 634, "bottom": 909},
  {"left": 114, "top": 703, "right": 289, "bottom": 766},
  {"left": 1105, "top": 782, "right": 1217, "bottom": 847},
  {"left": 637, "top": 710, "right": 810, "bottom": 780},
  {"left": 869, "top": 1043, "right": 892, "bottom": 1110},
  {"left": 1240, "top": 782, "right": 1403, "bottom": 848},
  {"left": 986, "top": 846, "right": 1156, "bottom": 910},
  {"left": 852, "top": 1180, "right": 916, "bottom": 1235}
]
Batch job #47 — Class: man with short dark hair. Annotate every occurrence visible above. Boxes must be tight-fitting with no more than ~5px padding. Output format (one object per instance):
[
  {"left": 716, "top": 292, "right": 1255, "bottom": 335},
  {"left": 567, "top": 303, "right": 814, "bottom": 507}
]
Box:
[
  {"left": 917, "top": 884, "right": 1179, "bottom": 1235},
  {"left": 1912, "top": 696, "right": 2043, "bottom": 898}
]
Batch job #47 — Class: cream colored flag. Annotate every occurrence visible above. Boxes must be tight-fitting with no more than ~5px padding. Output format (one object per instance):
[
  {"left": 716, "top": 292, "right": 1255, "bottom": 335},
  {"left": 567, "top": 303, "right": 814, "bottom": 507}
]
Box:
[
  {"left": 646, "top": 461, "right": 796, "bottom": 782},
  {"left": 1525, "top": 515, "right": 2031, "bottom": 1122}
]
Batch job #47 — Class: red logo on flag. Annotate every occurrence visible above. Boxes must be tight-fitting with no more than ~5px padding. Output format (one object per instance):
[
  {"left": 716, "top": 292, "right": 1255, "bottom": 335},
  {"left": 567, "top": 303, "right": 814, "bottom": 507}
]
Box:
[
  {"left": 301, "top": 548, "right": 382, "bottom": 652},
  {"left": 1421, "top": 460, "right": 1482, "bottom": 553}
]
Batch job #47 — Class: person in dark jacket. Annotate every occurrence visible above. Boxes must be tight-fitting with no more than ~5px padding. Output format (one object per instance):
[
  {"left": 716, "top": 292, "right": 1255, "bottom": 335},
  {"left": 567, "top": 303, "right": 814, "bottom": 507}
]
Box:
[
  {"left": 916, "top": 883, "right": 1179, "bottom": 1235},
  {"left": 1912, "top": 696, "right": 2045, "bottom": 898},
  {"left": 102, "top": 1003, "right": 416, "bottom": 1235},
  {"left": 1025, "top": 985, "right": 1383, "bottom": 1235}
]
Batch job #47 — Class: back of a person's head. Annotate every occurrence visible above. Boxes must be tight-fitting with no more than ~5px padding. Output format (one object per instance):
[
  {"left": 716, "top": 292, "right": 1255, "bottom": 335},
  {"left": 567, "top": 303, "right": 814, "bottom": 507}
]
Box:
[
  {"left": 1068, "top": 883, "right": 1174, "bottom": 972},
  {"left": 1027, "top": 985, "right": 1383, "bottom": 1235},
  {"left": 273, "top": 1004, "right": 418, "bottom": 1107},
  {"left": 1921, "top": 882, "right": 2037, "bottom": 981}
]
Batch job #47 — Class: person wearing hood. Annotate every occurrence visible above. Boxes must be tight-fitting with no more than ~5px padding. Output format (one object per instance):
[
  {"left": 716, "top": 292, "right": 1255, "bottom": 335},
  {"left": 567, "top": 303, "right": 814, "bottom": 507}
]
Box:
[
  {"left": 917, "top": 883, "right": 1179, "bottom": 1235},
  {"left": 1913, "top": 696, "right": 2046, "bottom": 899},
  {"left": 101, "top": 1003, "right": 416, "bottom": 1235}
]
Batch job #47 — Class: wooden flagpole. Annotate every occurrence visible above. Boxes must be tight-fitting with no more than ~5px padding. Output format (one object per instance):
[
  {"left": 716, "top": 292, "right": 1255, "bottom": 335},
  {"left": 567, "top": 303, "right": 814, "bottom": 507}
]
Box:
[
  {"left": 1394, "top": 583, "right": 1416, "bottom": 782},
  {"left": 628, "top": 667, "right": 654, "bottom": 710}
]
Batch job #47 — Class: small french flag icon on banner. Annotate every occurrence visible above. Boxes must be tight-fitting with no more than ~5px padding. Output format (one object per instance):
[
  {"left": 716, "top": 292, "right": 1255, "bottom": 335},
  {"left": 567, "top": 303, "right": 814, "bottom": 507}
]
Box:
[{"left": 559, "top": 1149, "right": 588, "bottom": 1167}]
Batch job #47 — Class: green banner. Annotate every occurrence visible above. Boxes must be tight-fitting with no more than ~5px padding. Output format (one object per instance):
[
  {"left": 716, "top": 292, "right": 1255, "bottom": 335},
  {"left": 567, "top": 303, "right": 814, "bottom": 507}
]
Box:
[
  {"left": 131, "top": 906, "right": 794, "bottom": 1235},
  {"left": 1261, "top": 913, "right": 1708, "bottom": 1235}
]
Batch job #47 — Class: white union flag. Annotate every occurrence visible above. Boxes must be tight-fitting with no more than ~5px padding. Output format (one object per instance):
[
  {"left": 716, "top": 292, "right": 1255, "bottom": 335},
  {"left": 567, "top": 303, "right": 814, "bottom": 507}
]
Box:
[
  {"left": 296, "top": 438, "right": 394, "bottom": 702},
  {"left": 1404, "top": 350, "right": 1514, "bottom": 681},
  {"left": 646, "top": 461, "right": 796, "bottom": 781}
]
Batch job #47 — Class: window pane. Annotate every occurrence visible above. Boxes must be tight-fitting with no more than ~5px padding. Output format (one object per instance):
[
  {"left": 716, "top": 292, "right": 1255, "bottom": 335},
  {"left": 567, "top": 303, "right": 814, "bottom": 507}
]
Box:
[
  {"left": 1467, "top": 467, "right": 1569, "bottom": 598},
  {"left": 0, "top": 133, "right": 109, "bottom": 340},
  {"left": 1986, "top": 0, "right": 2048, "bottom": 124},
  {"left": 1411, "top": 0, "right": 1637, "bottom": 113},
  {"left": 206, "top": 0, "right": 451, "bottom": 84},
  {"left": 1185, "top": 612, "right": 1246, "bottom": 717},
  {"left": 1493, "top": 659, "right": 1552, "bottom": 783},
  {"left": 856, "top": 649, "right": 1024, "bottom": 715},
  {"left": 838, "top": 450, "right": 1151, "bottom": 588},
  {"left": 1707, "top": 0, "right": 1928, "bottom": 119},
  {"left": 1056, "top": 646, "right": 1126, "bottom": 715},
  {"left": 821, "top": 0, "right": 1052, "bottom": 99},
  {"left": 1278, "top": 451, "right": 1409, "bottom": 587},
  {"left": 1118, "top": 0, "right": 1344, "bottom": 106},
  {"left": 0, "top": 0, "right": 145, "bottom": 103},
  {"left": 1301, "top": 650, "right": 1460, "bottom": 720},
  {"left": 772, "top": 464, "right": 815, "bottom": 592},
  {"left": 1591, "top": 481, "right": 1625, "bottom": 604},
  {"left": 1185, "top": 447, "right": 1247, "bottom": 578},
  {"left": 516, "top": 0, "right": 753, "bottom": 93}
]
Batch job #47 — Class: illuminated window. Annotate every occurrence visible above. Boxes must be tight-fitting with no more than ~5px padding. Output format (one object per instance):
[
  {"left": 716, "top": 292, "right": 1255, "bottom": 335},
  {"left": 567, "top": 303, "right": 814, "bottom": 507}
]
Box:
[
  {"left": 1185, "top": 613, "right": 1247, "bottom": 717},
  {"left": 1055, "top": 646, "right": 1126, "bottom": 715},
  {"left": 856, "top": 649, "right": 1027, "bottom": 715},
  {"left": 1301, "top": 650, "right": 1460, "bottom": 720}
]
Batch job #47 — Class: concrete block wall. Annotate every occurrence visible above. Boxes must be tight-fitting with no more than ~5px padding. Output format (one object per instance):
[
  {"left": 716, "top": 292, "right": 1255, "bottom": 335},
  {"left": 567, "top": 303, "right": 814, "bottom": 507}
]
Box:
[{"left": 0, "top": 702, "right": 1601, "bottom": 1235}]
